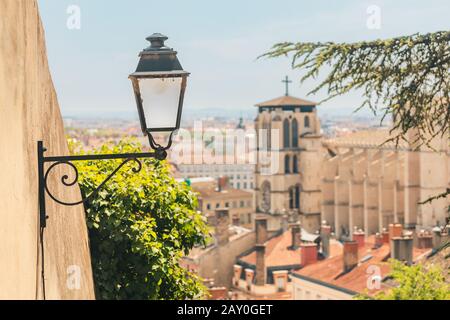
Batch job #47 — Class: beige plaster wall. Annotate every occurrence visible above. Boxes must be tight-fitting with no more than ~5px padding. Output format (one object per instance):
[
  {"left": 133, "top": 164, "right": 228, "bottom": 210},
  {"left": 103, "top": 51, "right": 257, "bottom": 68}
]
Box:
[{"left": 0, "top": 0, "right": 95, "bottom": 299}]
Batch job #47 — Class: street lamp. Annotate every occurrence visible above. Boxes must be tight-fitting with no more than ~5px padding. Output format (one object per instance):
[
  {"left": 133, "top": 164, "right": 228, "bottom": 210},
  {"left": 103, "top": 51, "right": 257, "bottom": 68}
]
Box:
[
  {"left": 129, "top": 33, "right": 189, "bottom": 136},
  {"left": 37, "top": 33, "right": 188, "bottom": 229}
]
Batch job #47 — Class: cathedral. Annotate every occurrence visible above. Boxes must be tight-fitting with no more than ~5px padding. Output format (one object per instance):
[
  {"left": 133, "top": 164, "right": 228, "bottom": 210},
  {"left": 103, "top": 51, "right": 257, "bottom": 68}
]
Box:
[
  {"left": 254, "top": 78, "right": 450, "bottom": 237},
  {"left": 254, "top": 78, "right": 323, "bottom": 233}
]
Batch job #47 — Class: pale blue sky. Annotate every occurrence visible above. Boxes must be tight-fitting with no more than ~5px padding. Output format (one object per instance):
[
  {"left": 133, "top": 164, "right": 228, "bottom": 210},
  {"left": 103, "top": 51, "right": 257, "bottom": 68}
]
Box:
[{"left": 38, "top": 0, "right": 450, "bottom": 119}]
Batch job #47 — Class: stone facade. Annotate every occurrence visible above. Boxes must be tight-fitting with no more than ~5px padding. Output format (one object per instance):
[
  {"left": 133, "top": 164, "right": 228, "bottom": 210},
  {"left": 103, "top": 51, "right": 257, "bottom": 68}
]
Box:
[
  {"left": 322, "top": 129, "right": 449, "bottom": 239},
  {"left": 254, "top": 93, "right": 449, "bottom": 237},
  {"left": 254, "top": 95, "right": 323, "bottom": 233}
]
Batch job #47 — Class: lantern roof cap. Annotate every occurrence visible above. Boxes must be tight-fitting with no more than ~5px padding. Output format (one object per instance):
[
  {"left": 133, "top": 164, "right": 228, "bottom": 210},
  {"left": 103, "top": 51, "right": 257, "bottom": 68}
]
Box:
[
  {"left": 142, "top": 33, "right": 173, "bottom": 53},
  {"left": 131, "top": 33, "right": 188, "bottom": 75}
]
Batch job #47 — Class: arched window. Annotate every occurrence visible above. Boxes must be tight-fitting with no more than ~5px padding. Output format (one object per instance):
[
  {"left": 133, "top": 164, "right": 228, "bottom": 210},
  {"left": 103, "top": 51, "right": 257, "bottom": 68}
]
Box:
[
  {"left": 304, "top": 116, "right": 310, "bottom": 128},
  {"left": 293, "top": 155, "right": 298, "bottom": 173},
  {"left": 285, "top": 155, "right": 290, "bottom": 174},
  {"left": 292, "top": 119, "right": 299, "bottom": 147},
  {"left": 295, "top": 185, "right": 301, "bottom": 209},
  {"left": 289, "top": 187, "right": 294, "bottom": 209},
  {"left": 283, "top": 119, "right": 290, "bottom": 148}
]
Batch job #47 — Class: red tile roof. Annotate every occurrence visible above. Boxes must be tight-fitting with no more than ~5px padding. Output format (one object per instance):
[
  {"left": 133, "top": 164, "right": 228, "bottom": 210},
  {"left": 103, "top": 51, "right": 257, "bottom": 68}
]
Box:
[
  {"left": 239, "top": 230, "right": 342, "bottom": 268},
  {"left": 293, "top": 236, "right": 431, "bottom": 295}
]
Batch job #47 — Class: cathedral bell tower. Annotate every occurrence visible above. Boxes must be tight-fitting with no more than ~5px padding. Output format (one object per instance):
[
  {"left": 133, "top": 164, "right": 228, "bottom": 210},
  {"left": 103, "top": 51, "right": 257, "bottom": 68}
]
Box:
[{"left": 254, "top": 77, "right": 323, "bottom": 233}]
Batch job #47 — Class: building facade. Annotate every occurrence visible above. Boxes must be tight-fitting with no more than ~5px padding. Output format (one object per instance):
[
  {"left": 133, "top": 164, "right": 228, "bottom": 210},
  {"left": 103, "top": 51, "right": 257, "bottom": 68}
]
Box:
[
  {"left": 254, "top": 94, "right": 323, "bottom": 233},
  {"left": 178, "top": 163, "right": 255, "bottom": 190},
  {"left": 191, "top": 177, "right": 255, "bottom": 227},
  {"left": 321, "top": 129, "right": 450, "bottom": 239}
]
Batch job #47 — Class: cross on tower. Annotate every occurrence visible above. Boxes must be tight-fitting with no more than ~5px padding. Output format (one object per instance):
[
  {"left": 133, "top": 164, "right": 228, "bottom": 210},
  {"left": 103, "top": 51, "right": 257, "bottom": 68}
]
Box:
[{"left": 282, "top": 76, "right": 292, "bottom": 96}]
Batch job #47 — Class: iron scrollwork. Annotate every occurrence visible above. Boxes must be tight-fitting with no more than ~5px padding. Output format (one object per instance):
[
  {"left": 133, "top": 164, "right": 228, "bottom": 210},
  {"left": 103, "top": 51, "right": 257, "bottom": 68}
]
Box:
[
  {"left": 43, "top": 158, "right": 143, "bottom": 207},
  {"left": 38, "top": 136, "right": 171, "bottom": 229}
]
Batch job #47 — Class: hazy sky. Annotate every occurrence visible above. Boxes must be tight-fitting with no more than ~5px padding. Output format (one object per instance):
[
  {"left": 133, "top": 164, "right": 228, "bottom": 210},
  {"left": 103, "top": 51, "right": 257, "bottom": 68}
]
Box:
[{"left": 38, "top": 0, "right": 450, "bottom": 119}]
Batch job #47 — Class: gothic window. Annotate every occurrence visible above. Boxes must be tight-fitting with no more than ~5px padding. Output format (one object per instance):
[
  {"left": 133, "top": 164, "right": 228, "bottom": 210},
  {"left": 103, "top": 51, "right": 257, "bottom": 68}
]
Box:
[
  {"left": 260, "top": 181, "right": 271, "bottom": 213},
  {"left": 304, "top": 116, "right": 310, "bottom": 128},
  {"left": 293, "top": 155, "right": 299, "bottom": 173},
  {"left": 292, "top": 119, "right": 299, "bottom": 147},
  {"left": 295, "top": 185, "right": 301, "bottom": 209},
  {"left": 285, "top": 155, "right": 291, "bottom": 174},
  {"left": 283, "top": 119, "right": 290, "bottom": 148},
  {"left": 289, "top": 187, "right": 294, "bottom": 209},
  {"left": 262, "top": 121, "right": 271, "bottom": 150}
]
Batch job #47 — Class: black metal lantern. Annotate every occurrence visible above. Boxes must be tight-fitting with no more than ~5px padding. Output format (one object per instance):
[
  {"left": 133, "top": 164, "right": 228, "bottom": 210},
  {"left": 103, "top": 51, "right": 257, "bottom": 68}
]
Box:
[
  {"left": 129, "top": 33, "right": 189, "bottom": 137},
  {"left": 37, "top": 33, "right": 190, "bottom": 233}
]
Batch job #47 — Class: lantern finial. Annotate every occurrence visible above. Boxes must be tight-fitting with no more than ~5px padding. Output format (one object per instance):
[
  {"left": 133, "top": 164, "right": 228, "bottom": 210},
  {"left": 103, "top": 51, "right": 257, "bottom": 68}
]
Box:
[{"left": 144, "top": 33, "right": 170, "bottom": 51}]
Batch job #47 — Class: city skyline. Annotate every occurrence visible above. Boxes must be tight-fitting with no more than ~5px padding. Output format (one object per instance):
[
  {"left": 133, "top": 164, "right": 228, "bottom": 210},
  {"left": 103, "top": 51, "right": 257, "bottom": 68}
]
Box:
[{"left": 38, "top": 0, "right": 450, "bottom": 119}]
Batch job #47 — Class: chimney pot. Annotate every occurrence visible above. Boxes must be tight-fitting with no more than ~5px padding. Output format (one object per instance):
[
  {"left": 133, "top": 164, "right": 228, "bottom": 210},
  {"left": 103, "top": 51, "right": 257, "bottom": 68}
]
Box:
[
  {"left": 375, "top": 233, "right": 384, "bottom": 248},
  {"left": 301, "top": 243, "right": 318, "bottom": 267},
  {"left": 343, "top": 241, "right": 359, "bottom": 273},
  {"left": 392, "top": 236, "right": 414, "bottom": 265},
  {"left": 320, "top": 223, "right": 332, "bottom": 258},
  {"left": 289, "top": 222, "right": 302, "bottom": 249},
  {"left": 382, "top": 230, "right": 390, "bottom": 244},
  {"left": 217, "top": 176, "right": 229, "bottom": 192},
  {"left": 389, "top": 224, "right": 403, "bottom": 240},
  {"left": 417, "top": 232, "right": 433, "bottom": 249},
  {"left": 353, "top": 229, "right": 365, "bottom": 249},
  {"left": 215, "top": 209, "right": 230, "bottom": 246},
  {"left": 255, "top": 215, "right": 268, "bottom": 245},
  {"left": 255, "top": 245, "right": 266, "bottom": 286}
]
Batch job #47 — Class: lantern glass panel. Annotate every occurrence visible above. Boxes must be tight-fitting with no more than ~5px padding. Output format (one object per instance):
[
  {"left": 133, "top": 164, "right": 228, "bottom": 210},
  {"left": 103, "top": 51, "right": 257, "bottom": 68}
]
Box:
[{"left": 139, "top": 77, "right": 182, "bottom": 130}]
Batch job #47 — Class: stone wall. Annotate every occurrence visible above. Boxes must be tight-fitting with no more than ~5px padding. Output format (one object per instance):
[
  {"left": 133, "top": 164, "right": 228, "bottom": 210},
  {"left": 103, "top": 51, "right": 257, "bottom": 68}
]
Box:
[{"left": 0, "top": 0, "right": 95, "bottom": 299}]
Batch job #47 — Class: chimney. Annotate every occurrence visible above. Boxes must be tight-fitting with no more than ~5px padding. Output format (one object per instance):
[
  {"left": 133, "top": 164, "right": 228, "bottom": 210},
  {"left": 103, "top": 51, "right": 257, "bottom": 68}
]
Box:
[
  {"left": 417, "top": 230, "right": 433, "bottom": 249},
  {"left": 281, "top": 214, "right": 289, "bottom": 232},
  {"left": 217, "top": 176, "right": 229, "bottom": 192},
  {"left": 375, "top": 233, "right": 384, "bottom": 248},
  {"left": 389, "top": 223, "right": 403, "bottom": 240},
  {"left": 343, "top": 241, "right": 359, "bottom": 273},
  {"left": 255, "top": 245, "right": 266, "bottom": 286},
  {"left": 382, "top": 228, "right": 390, "bottom": 244},
  {"left": 254, "top": 215, "right": 268, "bottom": 286},
  {"left": 255, "top": 215, "right": 268, "bottom": 245},
  {"left": 320, "top": 221, "right": 332, "bottom": 258},
  {"left": 353, "top": 229, "right": 365, "bottom": 249},
  {"left": 289, "top": 222, "right": 302, "bottom": 249},
  {"left": 432, "top": 226, "right": 442, "bottom": 249},
  {"left": 301, "top": 243, "right": 318, "bottom": 267},
  {"left": 215, "top": 209, "right": 229, "bottom": 246},
  {"left": 441, "top": 230, "right": 449, "bottom": 248},
  {"left": 392, "top": 236, "right": 414, "bottom": 265},
  {"left": 233, "top": 265, "right": 242, "bottom": 287}
]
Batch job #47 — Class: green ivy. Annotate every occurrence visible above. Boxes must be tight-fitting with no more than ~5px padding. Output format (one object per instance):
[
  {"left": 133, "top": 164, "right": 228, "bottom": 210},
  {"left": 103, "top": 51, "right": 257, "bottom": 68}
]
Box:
[{"left": 69, "top": 138, "right": 210, "bottom": 300}]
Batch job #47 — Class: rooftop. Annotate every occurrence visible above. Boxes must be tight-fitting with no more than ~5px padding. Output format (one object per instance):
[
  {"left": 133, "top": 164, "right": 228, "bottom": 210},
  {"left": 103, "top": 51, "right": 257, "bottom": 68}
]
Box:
[
  {"left": 324, "top": 129, "right": 409, "bottom": 149},
  {"left": 292, "top": 236, "right": 431, "bottom": 295},
  {"left": 239, "top": 229, "right": 342, "bottom": 268},
  {"left": 256, "top": 95, "right": 317, "bottom": 107},
  {"left": 193, "top": 182, "right": 253, "bottom": 200}
]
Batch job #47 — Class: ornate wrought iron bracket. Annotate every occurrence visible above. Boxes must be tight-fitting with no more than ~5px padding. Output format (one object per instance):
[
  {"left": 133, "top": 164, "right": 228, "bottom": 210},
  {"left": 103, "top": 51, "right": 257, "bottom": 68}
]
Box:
[{"left": 37, "top": 139, "right": 169, "bottom": 229}]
